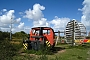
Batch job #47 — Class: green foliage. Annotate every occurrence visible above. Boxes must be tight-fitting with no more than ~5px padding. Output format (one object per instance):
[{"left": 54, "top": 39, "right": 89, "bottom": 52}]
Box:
[
  {"left": 12, "top": 31, "right": 28, "bottom": 39},
  {"left": 24, "top": 48, "right": 53, "bottom": 55},
  {"left": 0, "top": 40, "right": 16, "bottom": 60},
  {"left": 86, "top": 36, "right": 90, "bottom": 39},
  {"left": 0, "top": 31, "right": 10, "bottom": 40},
  {"left": 12, "top": 43, "right": 90, "bottom": 60},
  {"left": 0, "top": 31, "right": 3, "bottom": 40},
  {"left": 0, "top": 30, "right": 90, "bottom": 60},
  {"left": 0, "top": 39, "right": 23, "bottom": 60},
  {"left": 21, "top": 31, "right": 26, "bottom": 34},
  {"left": 0, "top": 31, "right": 29, "bottom": 40}
]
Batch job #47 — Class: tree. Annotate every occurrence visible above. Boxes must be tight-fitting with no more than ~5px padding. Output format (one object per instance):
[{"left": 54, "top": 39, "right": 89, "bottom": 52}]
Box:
[
  {"left": 13, "top": 31, "right": 28, "bottom": 39},
  {"left": 20, "top": 31, "right": 26, "bottom": 34}
]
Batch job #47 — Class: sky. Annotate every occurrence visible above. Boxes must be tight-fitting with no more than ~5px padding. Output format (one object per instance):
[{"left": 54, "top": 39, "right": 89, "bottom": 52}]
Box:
[{"left": 0, "top": 0, "right": 90, "bottom": 35}]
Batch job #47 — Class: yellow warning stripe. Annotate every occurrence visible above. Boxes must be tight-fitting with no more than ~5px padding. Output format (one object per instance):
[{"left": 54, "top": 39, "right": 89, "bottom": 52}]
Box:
[
  {"left": 46, "top": 41, "right": 48, "bottom": 43},
  {"left": 47, "top": 44, "right": 50, "bottom": 47},
  {"left": 46, "top": 42, "right": 48, "bottom": 44},
  {"left": 23, "top": 43, "right": 28, "bottom": 50},
  {"left": 46, "top": 41, "right": 51, "bottom": 47}
]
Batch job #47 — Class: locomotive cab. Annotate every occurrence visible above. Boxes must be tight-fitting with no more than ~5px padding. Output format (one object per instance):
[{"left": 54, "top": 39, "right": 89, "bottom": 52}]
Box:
[{"left": 23, "top": 27, "right": 55, "bottom": 50}]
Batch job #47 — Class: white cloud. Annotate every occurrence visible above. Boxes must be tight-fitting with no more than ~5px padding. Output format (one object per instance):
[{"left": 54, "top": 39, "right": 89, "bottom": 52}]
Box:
[
  {"left": 33, "top": 18, "right": 49, "bottom": 27},
  {"left": 79, "top": 0, "right": 90, "bottom": 33},
  {"left": 0, "top": 10, "right": 21, "bottom": 24},
  {"left": 2, "top": 9, "right": 7, "bottom": 12},
  {"left": 78, "top": 8, "right": 82, "bottom": 11},
  {"left": 24, "top": 3, "right": 49, "bottom": 27},
  {"left": 24, "top": 3, "right": 45, "bottom": 21},
  {"left": 23, "top": 3, "right": 70, "bottom": 33},
  {"left": 24, "top": 26, "right": 31, "bottom": 34},
  {"left": 0, "top": 9, "right": 23, "bottom": 33},
  {"left": 15, "top": 18, "right": 21, "bottom": 23},
  {"left": 0, "top": 10, "right": 15, "bottom": 24},
  {"left": 18, "top": 22, "right": 24, "bottom": 30},
  {"left": 0, "top": 28, "right": 10, "bottom": 32},
  {"left": 0, "top": 16, "right": 9, "bottom": 28},
  {"left": 10, "top": 22, "right": 25, "bottom": 33},
  {"left": 19, "top": 12, "right": 23, "bottom": 15},
  {"left": 0, "top": 23, "right": 9, "bottom": 28},
  {"left": 50, "top": 16, "right": 70, "bottom": 31},
  {"left": 11, "top": 25, "right": 31, "bottom": 34}
]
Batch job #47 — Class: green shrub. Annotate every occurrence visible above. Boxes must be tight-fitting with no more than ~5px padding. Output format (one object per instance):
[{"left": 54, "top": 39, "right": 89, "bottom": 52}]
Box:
[
  {"left": 24, "top": 46, "right": 54, "bottom": 55},
  {"left": 0, "top": 40, "right": 23, "bottom": 60},
  {"left": 0, "top": 40, "right": 15, "bottom": 60}
]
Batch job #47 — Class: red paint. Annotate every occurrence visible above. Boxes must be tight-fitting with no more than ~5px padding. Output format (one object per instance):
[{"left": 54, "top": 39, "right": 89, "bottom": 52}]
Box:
[
  {"left": 30, "top": 27, "right": 55, "bottom": 46},
  {"left": 83, "top": 39, "right": 88, "bottom": 43}
]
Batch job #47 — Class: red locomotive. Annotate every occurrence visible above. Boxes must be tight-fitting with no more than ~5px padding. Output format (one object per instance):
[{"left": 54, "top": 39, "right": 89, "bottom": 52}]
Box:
[{"left": 23, "top": 27, "right": 55, "bottom": 50}]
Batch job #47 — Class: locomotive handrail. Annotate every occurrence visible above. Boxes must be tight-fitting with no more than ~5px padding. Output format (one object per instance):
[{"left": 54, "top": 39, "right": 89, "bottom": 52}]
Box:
[{"left": 31, "top": 36, "right": 44, "bottom": 38}]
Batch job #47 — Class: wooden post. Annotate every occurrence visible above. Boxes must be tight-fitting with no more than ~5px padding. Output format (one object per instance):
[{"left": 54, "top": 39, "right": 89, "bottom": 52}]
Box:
[
  {"left": 72, "top": 20, "right": 75, "bottom": 46},
  {"left": 56, "top": 31, "right": 60, "bottom": 45},
  {"left": 58, "top": 31, "right": 60, "bottom": 43}
]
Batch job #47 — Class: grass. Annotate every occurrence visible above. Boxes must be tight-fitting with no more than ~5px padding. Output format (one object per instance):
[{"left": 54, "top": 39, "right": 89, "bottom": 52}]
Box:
[
  {"left": 1, "top": 39, "right": 90, "bottom": 60},
  {"left": 12, "top": 43, "right": 90, "bottom": 60},
  {"left": 57, "top": 47, "right": 87, "bottom": 60},
  {"left": 54, "top": 43, "right": 90, "bottom": 60}
]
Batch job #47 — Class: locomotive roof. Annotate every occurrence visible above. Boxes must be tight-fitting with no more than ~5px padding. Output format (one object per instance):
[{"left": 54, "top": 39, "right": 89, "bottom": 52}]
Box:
[{"left": 32, "top": 27, "right": 52, "bottom": 29}]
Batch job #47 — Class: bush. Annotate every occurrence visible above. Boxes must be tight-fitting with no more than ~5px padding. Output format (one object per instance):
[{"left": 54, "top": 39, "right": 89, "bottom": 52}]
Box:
[
  {"left": 0, "top": 40, "right": 23, "bottom": 60},
  {"left": 0, "top": 31, "right": 10, "bottom": 40},
  {"left": 13, "top": 31, "right": 28, "bottom": 39},
  {"left": 24, "top": 45, "right": 54, "bottom": 55}
]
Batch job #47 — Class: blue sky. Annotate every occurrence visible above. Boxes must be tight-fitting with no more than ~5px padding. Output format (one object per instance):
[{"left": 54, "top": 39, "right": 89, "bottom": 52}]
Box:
[
  {"left": 0, "top": 0, "right": 90, "bottom": 34},
  {"left": 0, "top": 0, "right": 83, "bottom": 20}
]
